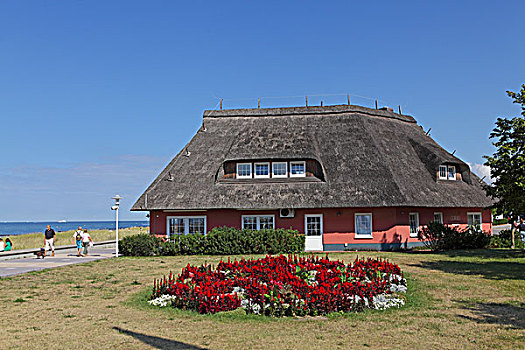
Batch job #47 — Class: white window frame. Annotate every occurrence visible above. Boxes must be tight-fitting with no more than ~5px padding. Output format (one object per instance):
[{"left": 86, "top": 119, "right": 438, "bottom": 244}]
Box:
[
  {"left": 290, "top": 161, "right": 306, "bottom": 178},
  {"left": 433, "top": 212, "right": 443, "bottom": 224},
  {"left": 354, "top": 213, "right": 373, "bottom": 239},
  {"left": 448, "top": 165, "right": 456, "bottom": 180},
  {"left": 241, "top": 215, "right": 275, "bottom": 230},
  {"left": 236, "top": 163, "right": 252, "bottom": 179},
  {"left": 254, "top": 162, "right": 270, "bottom": 179},
  {"left": 439, "top": 165, "right": 447, "bottom": 180},
  {"left": 409, "top": 212, "right": 419, "bottom": 237},
  {"left": 272, "top": 162, "right": 288, "bottom": 178},
  {"left": 304, "top": 214, "right": 323, "bottom": 236},
  {"left": 166, "top": 216, "right": 207, "bottom": 237},
  {"left": 467, "top": 212, "right": 482, "bottom": 228}
]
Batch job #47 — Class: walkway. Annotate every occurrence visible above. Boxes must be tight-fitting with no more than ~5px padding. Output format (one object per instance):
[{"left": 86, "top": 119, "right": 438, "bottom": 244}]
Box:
[{"left": 0, "top": 247, "right": 115, "bottom": 277}]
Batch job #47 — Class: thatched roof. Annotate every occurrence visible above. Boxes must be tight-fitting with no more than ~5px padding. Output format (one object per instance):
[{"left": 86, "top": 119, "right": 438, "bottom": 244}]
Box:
[{"left": 132, "top": 104, "right": 491, "bottom": 211}]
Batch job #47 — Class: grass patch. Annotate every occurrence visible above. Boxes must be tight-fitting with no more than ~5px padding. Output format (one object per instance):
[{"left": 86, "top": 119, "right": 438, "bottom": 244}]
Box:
[
  {"left": 5, "top": 226, "right": 145, "bottom": 251},
  {"left": 0, "top": 251, "right": 523, "bottom": 349}
]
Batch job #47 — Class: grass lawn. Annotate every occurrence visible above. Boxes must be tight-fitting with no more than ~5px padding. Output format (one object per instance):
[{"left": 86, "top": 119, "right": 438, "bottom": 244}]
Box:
[
  {"left": 0, "top": 249, "right": 523, "bottom": 349},
  {"left": 5, "top": 226, "right": 145, "bottom": 250}
]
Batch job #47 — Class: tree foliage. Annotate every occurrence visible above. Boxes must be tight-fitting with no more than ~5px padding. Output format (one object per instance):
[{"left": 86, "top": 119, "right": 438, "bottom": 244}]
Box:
[{"left": 483, "top": 84, "right": 525, "bottom": 216}]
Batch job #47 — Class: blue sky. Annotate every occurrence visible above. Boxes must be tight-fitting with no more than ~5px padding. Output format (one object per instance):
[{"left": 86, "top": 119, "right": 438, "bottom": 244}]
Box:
[{"left": 1, "top": 1, "right": 524, "bottom": 221}]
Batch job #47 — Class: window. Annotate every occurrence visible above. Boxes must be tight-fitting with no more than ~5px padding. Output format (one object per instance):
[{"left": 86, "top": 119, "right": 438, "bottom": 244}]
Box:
[
  {"left": 242, "top": 215, "right": 275, "bottom": 230},
  {"left": 409, "top": 212, "right": 419, "bottom": 237},
  {"left": 167, "top": 216, "right": 206, "bottom": 237},
  {"left": 355, "top": 213, "right": 373, "bottom": 238},
  {"left": 448, "top": 166, "right": 456, "bottom": 180},
  {"left": 290, "top": 161, "right": 306, "bottom": 177},
  {"left": 237, "top": 163, "right": 252, "bottom": 178},
  {"left": 433, "top": 212, "right": 443, "bottom": 224},
  {"left": 254, "top": 162, "right": 270, "bottom": 178},
  {"left": 272, "top": 162, "right": 288, "bottom": 178},
  {"left": 305, "top": 215, "right": 322, "bottom": 236},
  {"left": 439, "top": 165, "right": 447, "bottom": 180},
  {"left": 467, "top": 212, "right": 482, "bottom": 229}
]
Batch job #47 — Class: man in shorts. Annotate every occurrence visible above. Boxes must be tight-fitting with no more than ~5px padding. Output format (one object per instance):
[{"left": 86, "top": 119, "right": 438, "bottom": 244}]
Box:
[
  {"left": 44, "top": 225, "right": 56, "bottom": 257},
  {"left": 73, "top": 226, "right": 83, "bottom": 257}
]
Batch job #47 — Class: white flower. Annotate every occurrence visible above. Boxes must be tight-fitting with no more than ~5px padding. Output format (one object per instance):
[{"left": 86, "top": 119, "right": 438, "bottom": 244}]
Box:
[{"left": 148, "top": 294, "right": 178, "bottom": 307}]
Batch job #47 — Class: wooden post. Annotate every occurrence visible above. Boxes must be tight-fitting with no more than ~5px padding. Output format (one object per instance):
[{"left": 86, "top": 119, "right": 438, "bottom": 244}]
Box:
[
  {"left": 375, "top": 100, "right": 378, "bottom": 109},
  {"left": 220, "top": 99, "right": 223, "bottom": 110},
  {"left": 398, "top": 105, "right": 402, "bottom": 115},
  {"left": 306, "top": 96, "right": 308, "bottom": 107},
  {"left": 347, "top": 93, "right": 350, "bottom": 105},
  {"left": 258, "top": 98, "right": 260, "bottom": 109},
  {"left": 320, "top": 100, "right": 323, "bottom": 107},
  {"left": 511, "top": 217, "right": 516, "bottom": 249}
]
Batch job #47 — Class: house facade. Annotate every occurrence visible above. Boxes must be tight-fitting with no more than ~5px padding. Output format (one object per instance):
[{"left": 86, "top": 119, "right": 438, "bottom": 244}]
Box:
[{"left": 132, "top": 104, "right": 493, "bottom": 251}]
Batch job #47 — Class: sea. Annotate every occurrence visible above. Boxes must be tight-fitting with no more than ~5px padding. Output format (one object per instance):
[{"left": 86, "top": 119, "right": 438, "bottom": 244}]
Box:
[{"left": 0, "top": 221, "right": 149, "bottom": 236}]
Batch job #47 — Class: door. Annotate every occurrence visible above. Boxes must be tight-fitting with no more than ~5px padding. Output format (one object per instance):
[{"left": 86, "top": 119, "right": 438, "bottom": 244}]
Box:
[{"left": 304, "top": 214, "right": 323, "bottom": 251}]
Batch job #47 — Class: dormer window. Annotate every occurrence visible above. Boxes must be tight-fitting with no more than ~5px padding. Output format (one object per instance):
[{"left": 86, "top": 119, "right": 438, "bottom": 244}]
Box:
[
  {"left": 447, "top": 166, "right": 456, "bottom": 180},
  {"left": 254, "top": 162, "right": 270, "bottom": 178},
  {"left": 439, "top": 165, "right": 456, "bottom": 180},
  {"left": 439, "top": 165, "right": 447, "bottom": 180},
  {"left": 237, "top": 163, "right": 252, "bottom": 178},
  {"left": 272, "top": 162, "right": 288, "bottom": 178},
  {"left": 290, "top": 161, "right": 306, "bottom": 177}
]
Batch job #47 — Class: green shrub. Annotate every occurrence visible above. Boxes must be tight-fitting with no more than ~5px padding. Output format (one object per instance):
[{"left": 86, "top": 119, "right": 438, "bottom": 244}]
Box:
[
  {"left": 418, "top": 222, "right": 491, "bottom": 251},
  {"left": 120, "top": 227, "right": 305, "bottom": 256},
  {"left": 490, "top": 229, "right": 525, "bottom": 249},
  {"left": 119, "top": 234, "right": 160, "bottom": 256}
]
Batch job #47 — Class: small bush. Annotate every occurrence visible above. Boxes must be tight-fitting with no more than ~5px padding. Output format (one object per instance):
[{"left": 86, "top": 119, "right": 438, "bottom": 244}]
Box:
[
  {"left": 119, "top": 234, "right": 160, "bottom": 256},
  {"left": 418, "top": 222, "right": 491, "bottom": 251},
  {"left": 490, "top": 229, "right": 525, "bottom": 249},
  {"left": 121, "top": 227, "right": 305, "bottom": 256}
]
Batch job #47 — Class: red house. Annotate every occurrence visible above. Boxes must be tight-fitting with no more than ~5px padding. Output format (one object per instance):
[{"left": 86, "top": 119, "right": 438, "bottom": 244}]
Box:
[{"left": 132, "top": 104, "right": 492, "bottom": 251}]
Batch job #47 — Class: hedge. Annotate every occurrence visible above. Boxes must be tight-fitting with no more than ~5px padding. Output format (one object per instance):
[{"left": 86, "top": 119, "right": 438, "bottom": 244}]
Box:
[
  {"left": 417, "top": 222, "right": 491, "bottom": 251},
  {"left": 119, "top": 227, "right": 305, "bottom": 256}
]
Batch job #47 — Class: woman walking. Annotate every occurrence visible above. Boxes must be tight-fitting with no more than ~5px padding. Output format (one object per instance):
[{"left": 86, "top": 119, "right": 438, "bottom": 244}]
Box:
[{"left": 82, "top": 229, "right": 94, "bottom": 257}]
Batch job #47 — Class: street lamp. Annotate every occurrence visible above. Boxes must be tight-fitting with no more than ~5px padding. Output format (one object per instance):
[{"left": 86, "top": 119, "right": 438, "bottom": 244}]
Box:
[{"left": 111, "top": 195, "right": 121, "bottom": 257}]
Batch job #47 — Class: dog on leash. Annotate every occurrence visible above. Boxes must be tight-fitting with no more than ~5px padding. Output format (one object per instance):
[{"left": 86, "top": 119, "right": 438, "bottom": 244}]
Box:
[{"left": 34, "top": 247, "right": 46, "bottom": 259}]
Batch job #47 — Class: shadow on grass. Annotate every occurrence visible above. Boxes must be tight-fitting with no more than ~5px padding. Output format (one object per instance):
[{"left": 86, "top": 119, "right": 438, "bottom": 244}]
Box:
[
  {"left": 454, "top": 301, "right": 525, "bottom": 329},
  {"left": 113, "top": 327, "right": 207, "bottom": 349},
  {"left": 409, "top": 260, "right": 525, "bottom": 280}
]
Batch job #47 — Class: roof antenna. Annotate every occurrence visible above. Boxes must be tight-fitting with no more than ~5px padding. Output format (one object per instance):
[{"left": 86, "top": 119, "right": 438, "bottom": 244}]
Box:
[
  {"left": 451, "top": 150, "right": 456, "bottom": 155},
  {"left": 183, "top": 148, "right": 191, "bottom": 157},
  {"left": 425, "top": 128, "right": 432, "bottom": 136},
  {"left": 398, "top": 105, "right": 402, "bottom": 115},
  {"left": 220, "top": 99, "right": 223, "bottom": 110},
  {"left": 258, "top": 98, "right": 260, "bottom": 109},
  {"left": 305, "top": 96, "right": 308, "bottom": 107},
  {"left": 167, "top": 172, "right": 175, "bottom": 181},
  {"left": 375, "top": 100, "right": 378, "bottom": 109},
  {"left": 320, "top": 100, "right": 323, "bottom": 107},
  {"left": 347, "top": 93, "right": 350, "bottom": 105}
]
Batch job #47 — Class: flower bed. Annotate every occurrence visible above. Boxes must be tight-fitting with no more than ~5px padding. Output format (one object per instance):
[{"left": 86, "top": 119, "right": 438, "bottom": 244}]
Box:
[{"left": 149, "top": 255, "right": 407, "bottom": 317}]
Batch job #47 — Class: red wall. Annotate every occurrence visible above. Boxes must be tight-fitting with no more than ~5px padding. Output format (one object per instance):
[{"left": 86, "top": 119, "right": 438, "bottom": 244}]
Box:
[{"left": 149, "top": 207, "right": 492, "bottom": 245}]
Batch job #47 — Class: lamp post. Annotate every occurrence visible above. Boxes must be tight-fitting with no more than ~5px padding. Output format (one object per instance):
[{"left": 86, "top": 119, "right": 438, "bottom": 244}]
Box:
[{"left": 111, "top": 195, "right": 121, "bottom": 257}]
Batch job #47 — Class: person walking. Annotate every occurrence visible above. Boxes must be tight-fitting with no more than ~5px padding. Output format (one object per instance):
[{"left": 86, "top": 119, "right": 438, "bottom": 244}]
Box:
[
  {"left": 44, "top": 225, "right": 56, "bottom": 257},
  {"left": 517, "top": 217, "right": 525, "bottom": 242},
  {"left": 81, "top": 229, "right": 93, "bottom": 257},
  {"left": 73, "top": 226, "right": 83, "bottom": 256}
]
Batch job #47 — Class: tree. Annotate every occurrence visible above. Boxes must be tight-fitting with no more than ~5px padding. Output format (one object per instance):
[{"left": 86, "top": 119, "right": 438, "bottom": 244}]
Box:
[{"left": 484, "top": 84, "right": 525, "bottom": 248}]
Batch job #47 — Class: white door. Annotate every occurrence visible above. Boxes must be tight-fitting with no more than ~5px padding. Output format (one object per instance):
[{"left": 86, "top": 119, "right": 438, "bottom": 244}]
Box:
[{"left": 305, "top": 214, "right": 323, "bottom": 251}]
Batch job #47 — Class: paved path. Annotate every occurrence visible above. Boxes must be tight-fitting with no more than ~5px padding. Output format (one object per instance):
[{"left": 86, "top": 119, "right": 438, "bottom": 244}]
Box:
[
  {"left": 493, "top": 224, "right": 511, "bottom": 235},
  {"left": 0, "top": 247, "right": 115, "bottom": 277}
]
